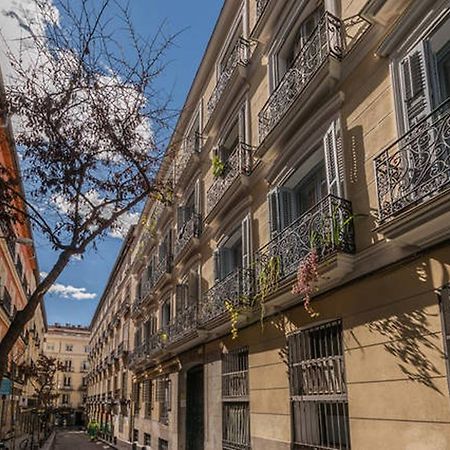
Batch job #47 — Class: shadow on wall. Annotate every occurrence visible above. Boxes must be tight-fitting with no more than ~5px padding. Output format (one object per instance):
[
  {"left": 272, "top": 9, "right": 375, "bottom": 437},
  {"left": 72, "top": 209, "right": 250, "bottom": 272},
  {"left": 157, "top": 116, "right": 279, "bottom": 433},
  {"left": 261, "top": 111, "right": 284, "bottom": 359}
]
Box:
[{"left": 366, "top": 260, "right": 450, "bottom": 395}]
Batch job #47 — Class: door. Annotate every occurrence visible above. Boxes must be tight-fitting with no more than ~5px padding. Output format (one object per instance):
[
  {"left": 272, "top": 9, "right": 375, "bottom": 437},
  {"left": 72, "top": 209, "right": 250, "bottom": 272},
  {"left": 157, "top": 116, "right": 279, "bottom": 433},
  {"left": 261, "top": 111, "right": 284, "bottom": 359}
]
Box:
[{"left": 186, "top": 365, "right": 204, "bottom": 450}]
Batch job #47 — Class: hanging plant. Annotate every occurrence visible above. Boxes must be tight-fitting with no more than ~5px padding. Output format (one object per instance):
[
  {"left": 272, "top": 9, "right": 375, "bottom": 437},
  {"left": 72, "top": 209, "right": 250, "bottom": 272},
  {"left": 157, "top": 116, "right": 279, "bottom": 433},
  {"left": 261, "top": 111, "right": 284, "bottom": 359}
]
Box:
[
  {"left": 292, "top": 249, "right": 320, "bottom": 318},
  {"left": 225, "top": 300, "right": 239, "bottom": 340},
  {"left": 255, "top": 255, "right": 281, "bottom": 326},
  {"left": 212, "top": 155, "right": 225, "bottom": 177}
]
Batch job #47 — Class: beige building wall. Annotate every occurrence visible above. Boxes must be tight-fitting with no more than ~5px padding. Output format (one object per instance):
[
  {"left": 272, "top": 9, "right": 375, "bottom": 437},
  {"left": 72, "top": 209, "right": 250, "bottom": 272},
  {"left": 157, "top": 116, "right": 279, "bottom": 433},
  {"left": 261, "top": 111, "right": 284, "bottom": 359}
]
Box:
[{"left": 89, "top": 0, "right": 450, "bottom": 449}]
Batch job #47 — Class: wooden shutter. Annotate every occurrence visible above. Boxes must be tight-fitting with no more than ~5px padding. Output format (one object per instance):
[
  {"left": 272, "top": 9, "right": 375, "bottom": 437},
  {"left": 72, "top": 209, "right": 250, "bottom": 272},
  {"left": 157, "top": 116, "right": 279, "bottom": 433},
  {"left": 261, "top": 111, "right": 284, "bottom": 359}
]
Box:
[
  {"left": 241, "top": 213, "right": 252, "bottom": 269},
  {"left": 188, "top": 270, "right": 199, "bottom": 305},
  {"left": 194, "top": 179, "right": 201, "bottom": 214},
  {"left": 400, "top": 40, "right": 432, "bottom": 130},
  {"left": 175, "top": 283, "right": 188, "bottom": 312},
  {"left": 177, "top": 206, "right": 185, "bottom": 231},
  {"left": 213, "top": 248, "right": 221, "bottom": 282},
  {"left": 324, "top": 120, "right": 343, "bottom": 197},
  {"left": 268, "top": 187, "right": 293, "bottom": 236}
]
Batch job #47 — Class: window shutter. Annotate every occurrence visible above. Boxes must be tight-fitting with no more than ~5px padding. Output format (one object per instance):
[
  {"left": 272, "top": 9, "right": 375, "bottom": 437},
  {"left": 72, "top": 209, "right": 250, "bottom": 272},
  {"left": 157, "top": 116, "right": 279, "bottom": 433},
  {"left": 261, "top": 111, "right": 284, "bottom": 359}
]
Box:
[
  {"left": 213, "top": 249, "right": 221, "bottom": 282},
  {"left": 188, "top": 270, "right": 199, "bottom": 305},
  {"left": 323, "top": 120, "right": 343, "bottom": 197},
  {"left": 177, "top": 206, "right": 185, "bottom": 231},
  {"left": 279, "top": 188, "right": 293, "bottom": 229},
  {"left": 194, "top": 179, "right": 201, "bottom": 214},
  {"left": 221, "top": 248, "right": 233, "bottom": 279},
  {"left": 268, "top": 188, "right": 280, "bottom": 236},
  {"left": 175, "top": 283, "right": 188, "bottom": 312},
  {"left": 241, "top": 213, "right": 252, "bottom": 269},
  {"left": 400, "top": 40, "right": 432, "bottom": 130}
]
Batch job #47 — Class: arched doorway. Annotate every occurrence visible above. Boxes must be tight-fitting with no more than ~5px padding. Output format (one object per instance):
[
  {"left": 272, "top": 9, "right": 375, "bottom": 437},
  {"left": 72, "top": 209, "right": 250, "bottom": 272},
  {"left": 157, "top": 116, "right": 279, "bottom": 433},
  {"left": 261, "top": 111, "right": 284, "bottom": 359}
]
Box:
[{"left": 186, "top": 365, "right": 204, "bottom": 450}]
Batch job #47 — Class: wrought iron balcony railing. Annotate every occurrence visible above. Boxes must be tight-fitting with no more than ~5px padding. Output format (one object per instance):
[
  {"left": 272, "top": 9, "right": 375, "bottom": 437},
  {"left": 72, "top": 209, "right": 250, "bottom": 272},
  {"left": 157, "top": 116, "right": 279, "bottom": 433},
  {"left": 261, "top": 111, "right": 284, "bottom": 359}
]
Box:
[
  {"left": 166, "top": 303, "right": 198, "bottom": 344},
  {"left": 174, "top": 213, "right": 202, "bottom": 258},
  {"left": 154, "top": 253, "right": 172, "bottom": 286},
  {"left": 207, "top": 37, "right": 254, "bottom": 119},
  {"left": 199, "top": 268, "right": 252, "bottom": 325},
  {"left": 254, "top": 194, "right": 355, "bottom": 286},
  {"left": 174, "top": 133, "right": 203, "bottom": 187},
  {"left": 258, "top": 12, "right": 344, "bottom": 142},
  {"left": 256, "top": 0, "right": 270, "bottom": 20},
  {"left": 374, "top": 101, "right": 450, "bottom": 223},
  {"left": 207, "top": 143, "right": 254, "bottom": 214}
]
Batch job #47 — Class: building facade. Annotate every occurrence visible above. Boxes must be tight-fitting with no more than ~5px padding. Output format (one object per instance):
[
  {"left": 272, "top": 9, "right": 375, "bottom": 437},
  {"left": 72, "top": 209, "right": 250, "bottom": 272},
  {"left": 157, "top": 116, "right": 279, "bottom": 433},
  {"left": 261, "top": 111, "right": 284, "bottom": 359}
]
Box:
[
  {"left": 44, "top": 324, "right": 90, "bottom": 426},
  {"left": 0, "top": 66, "right": 47, "bottom": 444},
  {"left": 88, "top": 0, "right": 450, "bottom": 449}
]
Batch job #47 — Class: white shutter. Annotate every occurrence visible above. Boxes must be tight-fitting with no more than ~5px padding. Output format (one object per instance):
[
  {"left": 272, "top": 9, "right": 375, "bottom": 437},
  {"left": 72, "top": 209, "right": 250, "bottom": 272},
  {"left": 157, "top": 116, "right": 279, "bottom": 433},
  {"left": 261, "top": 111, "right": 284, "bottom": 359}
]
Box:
[
  {"left": 194, "top": 179, "right": 201, "bottom": 214},
  {"left": 324, "top": 120, "right": 343, "bottom": 197},
  {"left": 400, "top": 40, "right": 432, "bottom": 130},
  {"left": 268, "top": 188, "right": 280, "bottom": 237},
  {"left": 213, "top": 249, "right": 221, "bottom": 282},
  {"left": 241, "top": 213, "right": 252, "bottom": 269},
  {"left": 268, "top": 187, "right": 293, "bottom": 236}
]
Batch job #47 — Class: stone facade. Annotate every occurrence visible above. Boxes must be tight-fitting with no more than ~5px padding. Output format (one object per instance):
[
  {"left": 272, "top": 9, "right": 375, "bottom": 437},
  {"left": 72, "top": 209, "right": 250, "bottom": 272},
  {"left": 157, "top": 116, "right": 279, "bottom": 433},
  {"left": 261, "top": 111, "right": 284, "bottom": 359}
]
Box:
[{"left": 88, "top": 1, "right": 450, "bottom": 449}]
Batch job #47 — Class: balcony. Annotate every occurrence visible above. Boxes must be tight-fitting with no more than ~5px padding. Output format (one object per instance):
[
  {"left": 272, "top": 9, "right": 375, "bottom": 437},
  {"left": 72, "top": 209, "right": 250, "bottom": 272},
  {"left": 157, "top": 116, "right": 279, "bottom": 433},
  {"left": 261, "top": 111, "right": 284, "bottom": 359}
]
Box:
[
  {"left": 153, "top": 253, "right": 172, "bottom": 287},
  {"left": 206, "top": 37, "right": 255, "bottom": 122},
  {"left": 254, "top": 194, "right": 355, "bottom": 298},
  {"left": 256, "top": 0, "right": 270, "bottom": 20},
  {"left": 129, "top": 335, "right": 165, "bottom": 369},
  {"left": 165, "top": 304, "right": 199, "bottom": 345},
  {"left": 374, "top": 102, "right": 450, "bottom": 246},
  {"left": 174, "top": 134, "right": 203, "bottom": 189},
  {"left": 206, "top": 143, "right": 254, "bottom": 216},
  {"left": 199, "top": 268, "right": 252, "bottom": 329},
  {"left": 258, "top": 13, "right": 344, "bottom": 143},
  {"left": 118, "top": 340, "right": 129, "bottom": 356},
  {"left": 174, "top": 214, "right": 202, "bottom": 260}
]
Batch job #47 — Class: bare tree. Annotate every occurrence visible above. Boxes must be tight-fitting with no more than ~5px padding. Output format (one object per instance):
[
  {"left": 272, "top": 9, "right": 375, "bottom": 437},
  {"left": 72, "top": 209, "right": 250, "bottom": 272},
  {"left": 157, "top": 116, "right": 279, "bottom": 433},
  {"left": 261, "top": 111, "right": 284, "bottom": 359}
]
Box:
[{"left": 0, "top": 0, "right": 178, "bottom": 378}]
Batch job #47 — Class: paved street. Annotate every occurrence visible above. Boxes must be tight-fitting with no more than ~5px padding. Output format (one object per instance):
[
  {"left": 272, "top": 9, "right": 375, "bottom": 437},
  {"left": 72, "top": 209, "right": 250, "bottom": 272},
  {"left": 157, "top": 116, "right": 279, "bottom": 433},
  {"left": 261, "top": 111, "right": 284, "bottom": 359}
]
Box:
[{"left": 54, "top": 430, "right": 115, "bottom": 450}]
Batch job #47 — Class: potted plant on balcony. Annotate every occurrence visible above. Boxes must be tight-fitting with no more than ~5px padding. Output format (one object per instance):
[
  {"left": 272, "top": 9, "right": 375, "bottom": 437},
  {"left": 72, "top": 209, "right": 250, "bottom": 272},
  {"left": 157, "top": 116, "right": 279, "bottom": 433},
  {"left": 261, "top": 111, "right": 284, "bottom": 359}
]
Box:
[{"left": 212, "top": 155, "right": 226, "bottom": 177}]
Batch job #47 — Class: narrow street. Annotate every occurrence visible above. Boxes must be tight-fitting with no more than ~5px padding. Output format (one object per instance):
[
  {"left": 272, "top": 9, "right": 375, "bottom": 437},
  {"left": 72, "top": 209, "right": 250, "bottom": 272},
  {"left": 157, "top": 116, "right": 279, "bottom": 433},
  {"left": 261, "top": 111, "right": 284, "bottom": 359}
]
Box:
[{"left": 54, "top": 430, "right": 114, "bottom": 450}]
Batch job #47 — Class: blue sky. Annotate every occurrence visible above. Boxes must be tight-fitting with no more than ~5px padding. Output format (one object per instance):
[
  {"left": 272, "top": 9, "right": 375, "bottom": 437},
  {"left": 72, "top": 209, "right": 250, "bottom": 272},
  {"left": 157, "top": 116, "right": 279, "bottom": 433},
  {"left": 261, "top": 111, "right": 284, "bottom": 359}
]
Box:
[{"left": 38, "top": 0, "right": 224, "bottom": 326}]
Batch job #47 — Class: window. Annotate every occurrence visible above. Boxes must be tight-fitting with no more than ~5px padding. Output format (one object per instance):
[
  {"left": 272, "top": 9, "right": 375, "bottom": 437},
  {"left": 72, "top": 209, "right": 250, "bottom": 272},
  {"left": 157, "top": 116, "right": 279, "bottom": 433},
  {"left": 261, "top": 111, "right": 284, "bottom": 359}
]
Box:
[
  {"left": 158, "top": 438, "right": 169, "bottom": 450},
  {"left": 63, "top": 376, "right": 71, "bottom": 387},
  {"left": 161, "top": 299, "right": 171, "bottom": 330},
  {"left": 397, "top": 16, "right": 450, "bottom": 131},
  {"left": 81, "top": 360, "right": 89, "bottom": 371},
  {"left": 1, "top": 288, "right": 12, "bottom": 317},
  {"left": 47, "top": 343, "right": 55, "bottom": 351},
  {"left": 143, "top": 379, "right": 153, "bottom": 418},
  {"left": 268, "top": 121, "right": 342, "bottom": 237},
  {"left": 82, "top": 377, "right": 87, "bottom": 387},
  {"left": 144, "top": 433, "right": 151, "bottom": 447},
  {"left": 65, "top": 344, "right": 73, "bottom": 352},
  {"left": 288, "top": 320, "right": 350, "bottom": 449},
  {"left": 156, "top": 376, "right": 171, "bottom": 425},
  {"left": 62, "top": 394, "right": 70, "bottom": 405},
  {"left": 122, "top": 371, "right": 128, "bottom": 399},
  {"left": 132, "top": 382, "right": 140, "bottom": 416},
  {"left": 64, "top": 360, "right": 72, "bottom": 371},
  {"left": 222, "top": 347, "right": 250, "bottom": 449},
  {"left": 275, "top": 2, "right": 324, "bottom": 84},
  {"left": 133, "top": 429, "right": 139, "bottom": 443},
  {"left": 440, "top": 285, "right": 450, "bottom": 393}
]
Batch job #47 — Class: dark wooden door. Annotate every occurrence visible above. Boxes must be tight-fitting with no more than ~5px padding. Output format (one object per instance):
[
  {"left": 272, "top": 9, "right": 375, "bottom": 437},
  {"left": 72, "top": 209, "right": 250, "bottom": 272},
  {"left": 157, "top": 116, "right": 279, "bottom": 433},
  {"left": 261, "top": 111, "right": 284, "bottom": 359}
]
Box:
[{"left": 186, "top": 365, "right": 204, "bottom": 450}]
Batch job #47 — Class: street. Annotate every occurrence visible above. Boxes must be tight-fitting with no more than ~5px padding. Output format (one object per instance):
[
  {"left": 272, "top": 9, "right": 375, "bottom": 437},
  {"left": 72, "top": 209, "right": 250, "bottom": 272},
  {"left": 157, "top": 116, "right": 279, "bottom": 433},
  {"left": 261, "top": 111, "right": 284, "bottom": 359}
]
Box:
[{"left": 54, "top": 430, "right": 114, "bottom": 450}]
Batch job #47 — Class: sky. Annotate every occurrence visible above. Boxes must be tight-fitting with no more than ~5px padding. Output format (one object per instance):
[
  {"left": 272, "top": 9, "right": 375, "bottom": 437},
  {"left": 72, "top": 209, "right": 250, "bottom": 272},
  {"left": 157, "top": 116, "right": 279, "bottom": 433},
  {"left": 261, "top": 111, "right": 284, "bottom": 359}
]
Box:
[{"left": 0, "top": 0, "right": 224, "bottom": 326}]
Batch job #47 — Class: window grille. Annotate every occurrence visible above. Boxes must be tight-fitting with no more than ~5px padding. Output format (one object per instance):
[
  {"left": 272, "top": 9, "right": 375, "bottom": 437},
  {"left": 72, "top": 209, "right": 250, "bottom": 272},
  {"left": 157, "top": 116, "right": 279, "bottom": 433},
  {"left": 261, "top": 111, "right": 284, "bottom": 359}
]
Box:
[
  {"left": 133, "top": 429, "right": 139, "bottom": 443},
  {"left": 156, "top": 376, "right": 171, "bottom": 425},
  {"left": 144, "top": 433, "right": 151, "bottom": 446},
  {"left": 143, "top": 379, "right": 153, "bottom": 418},
  {"left": 132, "top": 382, "right": 140, "bottom": 415},
  {"left": 222, "top": 347, "right": 251, "bottom": 450},
  {"left": 288, "top": 320, "right": 350, "bottom": 449}
]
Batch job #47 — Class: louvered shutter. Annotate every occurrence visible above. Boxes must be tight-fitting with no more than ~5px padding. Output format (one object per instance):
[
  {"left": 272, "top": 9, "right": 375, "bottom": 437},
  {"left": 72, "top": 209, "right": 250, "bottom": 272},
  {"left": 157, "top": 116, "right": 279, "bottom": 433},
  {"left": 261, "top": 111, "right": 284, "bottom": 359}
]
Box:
[
  {"left": 176, "top": 283, "right": 188, "bottom": 312},
  {"left": 241, "top": 213, "right": 252, "bottom": 269},
  {"left": 213, "top": 248, "right": 221, "bottom": 282},
  {"left": 221, "top": 248, "right": 233, "bottom": 279},
  {"left": 400, "top": 40, "right": 432, "bottom": 130},
  {"left": 324, "top": 120, "right": 343, "bottom": 197},
  {"left": 268, "top": 188, "right": 280, "bottom": 236},
  {"left": 188, "top": 270, "right": 199, "bottom": 305},
  {"left": 194, "top": 179, "right": 201, "bottom": 214},
  {"left": 279, "top": 188, "right": 293, "bottom": 229},
  {"left": 177, "top": 206, "right": 185, "bottom": 232}
]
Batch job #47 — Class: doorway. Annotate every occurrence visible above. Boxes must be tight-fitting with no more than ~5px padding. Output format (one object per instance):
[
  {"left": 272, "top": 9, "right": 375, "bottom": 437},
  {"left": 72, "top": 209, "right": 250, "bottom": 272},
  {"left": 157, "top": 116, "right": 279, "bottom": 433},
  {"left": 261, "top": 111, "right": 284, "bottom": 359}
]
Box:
[{"left": 186, "top": 365, "right": 204, "bottom": 450}]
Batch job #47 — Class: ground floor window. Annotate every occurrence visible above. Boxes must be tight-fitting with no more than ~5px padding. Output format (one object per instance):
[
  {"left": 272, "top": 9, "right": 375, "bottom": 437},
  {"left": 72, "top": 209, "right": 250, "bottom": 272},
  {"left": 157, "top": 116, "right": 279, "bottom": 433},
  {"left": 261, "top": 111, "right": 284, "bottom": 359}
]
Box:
[
  {"left": 222, "top": 347, "right": 251, "bottom": 449},
  {"left": 156, "top": 376, "right": 171, "bottom": 425},
  {"left": 288, "top": 320, "right": 350, "bottom": 449},
  {"left": 144, "top": 432, "right": 151, "bottom": 446},
  {"left": 158, "top": 438, "right": 169, "bottom": 450},
  {"left": 132, "top": 428, "right": 139, "bottom": 443}
]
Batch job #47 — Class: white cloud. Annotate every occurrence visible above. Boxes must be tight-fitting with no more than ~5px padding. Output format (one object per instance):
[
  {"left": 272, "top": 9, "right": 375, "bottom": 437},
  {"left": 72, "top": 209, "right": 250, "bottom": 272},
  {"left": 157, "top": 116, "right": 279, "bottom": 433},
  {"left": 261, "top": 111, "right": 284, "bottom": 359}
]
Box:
[{"left": 40, "top": 272, "right": 96, "bottom": 300}]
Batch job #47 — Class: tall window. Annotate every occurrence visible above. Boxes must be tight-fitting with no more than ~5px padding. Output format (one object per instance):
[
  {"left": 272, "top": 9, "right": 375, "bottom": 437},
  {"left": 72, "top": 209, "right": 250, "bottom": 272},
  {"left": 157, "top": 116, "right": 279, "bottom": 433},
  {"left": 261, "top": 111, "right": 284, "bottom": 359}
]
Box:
[
  {"left": 288, "top": 320, "right": 350, "bottom": 449},
  {"left": 143, "top": 379, "right": 153, "bottom": 418},
  {"left": 222, "top": 347, "right": 251, "bottom": 450},
  {"left": 65, "top": 344, "right": 73, "bottom": 352},
  {"left": 156, "top": 376, "right": 171, "bottom": 425},
  {"left": 132, "top": 382, "right": 140, "bottom": 416}
]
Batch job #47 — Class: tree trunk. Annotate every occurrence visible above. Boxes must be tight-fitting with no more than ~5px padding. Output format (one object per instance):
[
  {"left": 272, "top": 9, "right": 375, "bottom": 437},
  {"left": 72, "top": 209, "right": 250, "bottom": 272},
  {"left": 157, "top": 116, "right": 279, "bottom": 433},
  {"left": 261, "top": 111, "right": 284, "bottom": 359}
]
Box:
[{"left": 0, "top": 249, "right": 74, "bottom": 381}]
